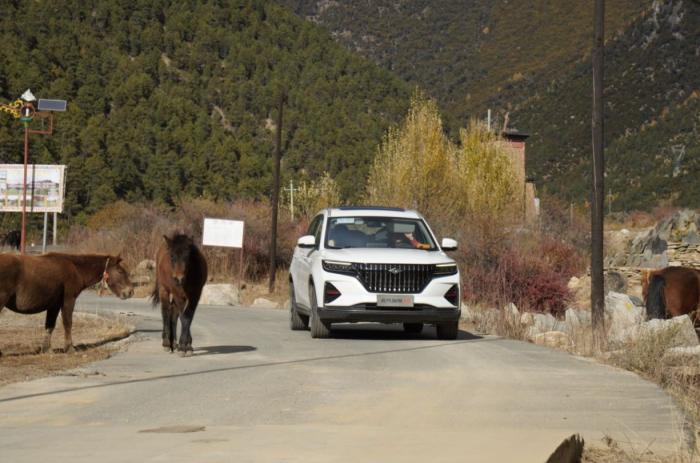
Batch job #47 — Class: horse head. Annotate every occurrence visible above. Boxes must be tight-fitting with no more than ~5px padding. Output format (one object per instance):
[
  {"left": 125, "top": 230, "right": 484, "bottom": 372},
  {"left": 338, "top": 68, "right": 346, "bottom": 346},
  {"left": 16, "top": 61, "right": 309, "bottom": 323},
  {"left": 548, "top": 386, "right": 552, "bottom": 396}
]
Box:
[
  {"left": 105, "top": 255, "right": 135, "bottom": 299},
  {"left": 163, "top": 234, "right": 194, "bottom": 287}
]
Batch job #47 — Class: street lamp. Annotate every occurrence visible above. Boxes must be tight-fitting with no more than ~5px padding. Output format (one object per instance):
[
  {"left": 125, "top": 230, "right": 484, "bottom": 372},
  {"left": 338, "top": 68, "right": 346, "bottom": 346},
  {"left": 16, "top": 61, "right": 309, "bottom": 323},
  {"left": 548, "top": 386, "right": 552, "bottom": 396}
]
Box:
[{"left": 1, "top": 89, "right": 66, "bottom": 254}]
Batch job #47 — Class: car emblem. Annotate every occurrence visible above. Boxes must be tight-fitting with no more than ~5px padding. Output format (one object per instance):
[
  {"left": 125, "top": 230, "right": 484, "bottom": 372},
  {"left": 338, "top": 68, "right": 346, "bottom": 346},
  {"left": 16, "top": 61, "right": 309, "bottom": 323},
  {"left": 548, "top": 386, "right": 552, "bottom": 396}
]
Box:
[{"left": 388, "top": 267, "right": 403, "bottom": 275}]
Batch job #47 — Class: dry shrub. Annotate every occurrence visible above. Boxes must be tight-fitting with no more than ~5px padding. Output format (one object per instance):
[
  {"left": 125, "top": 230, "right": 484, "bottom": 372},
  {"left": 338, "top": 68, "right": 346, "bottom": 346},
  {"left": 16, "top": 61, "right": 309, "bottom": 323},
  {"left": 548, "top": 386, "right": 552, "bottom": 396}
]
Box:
[
  {"left": 458, "top": 230, "right": 586, "bottom": 315},
  {"left": 468, "top": 305, "right": 527, "bottom": 340},
  {"left": 66, "top": 199, "right": 306, "bottom": 282},
  {"left": 613, "top": 325, "right": 682, "bottom": 380}
]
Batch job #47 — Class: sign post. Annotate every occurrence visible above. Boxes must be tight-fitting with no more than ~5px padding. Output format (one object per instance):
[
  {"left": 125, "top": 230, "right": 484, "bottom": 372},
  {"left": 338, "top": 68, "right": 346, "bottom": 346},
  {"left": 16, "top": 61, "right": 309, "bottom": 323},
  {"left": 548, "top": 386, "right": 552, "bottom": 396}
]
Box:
[
  {"left": 202, "top": 218, "right": 246, "bottom": 289},
  {"left": 1, "top": 91, "right": 66, "bottom": 254}
]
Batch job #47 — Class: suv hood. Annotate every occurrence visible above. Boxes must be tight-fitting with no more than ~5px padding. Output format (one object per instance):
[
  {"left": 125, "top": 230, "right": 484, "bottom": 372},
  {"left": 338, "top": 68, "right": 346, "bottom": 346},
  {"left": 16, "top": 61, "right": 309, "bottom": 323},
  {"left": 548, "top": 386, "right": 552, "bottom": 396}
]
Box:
[{"left": 322, "top": 248, "right": 455, "bottom": 265}]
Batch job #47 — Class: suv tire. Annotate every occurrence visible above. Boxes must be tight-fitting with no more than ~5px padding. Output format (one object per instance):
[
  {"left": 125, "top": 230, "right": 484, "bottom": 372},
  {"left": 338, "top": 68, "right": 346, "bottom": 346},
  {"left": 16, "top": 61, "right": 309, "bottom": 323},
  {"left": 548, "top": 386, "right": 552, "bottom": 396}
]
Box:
[
  {"left": 309, "top": 283, "right": 331, "bottom": 338},
  {"left": 289, "top": 281, "right": 309, "bottom": 330},
  {"left": 436, "top": 321, "right": 459, "bottom": 340}
]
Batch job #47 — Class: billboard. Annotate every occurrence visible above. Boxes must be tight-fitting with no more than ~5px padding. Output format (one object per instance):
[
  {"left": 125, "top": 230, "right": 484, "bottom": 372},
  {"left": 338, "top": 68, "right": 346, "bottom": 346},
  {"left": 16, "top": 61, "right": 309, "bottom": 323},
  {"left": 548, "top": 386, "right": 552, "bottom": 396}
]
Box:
[
  {"left": 0, "top": 164, "right": 66, "bottom": 213},
  {"left": 202, "top": 218, "right": 244, "bottom": 248}
]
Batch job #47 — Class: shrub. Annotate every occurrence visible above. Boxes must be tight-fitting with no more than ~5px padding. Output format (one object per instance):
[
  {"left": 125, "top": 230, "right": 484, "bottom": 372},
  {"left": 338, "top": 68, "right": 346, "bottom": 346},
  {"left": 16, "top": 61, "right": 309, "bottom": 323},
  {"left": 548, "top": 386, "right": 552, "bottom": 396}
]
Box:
[{"left": 65, "top": 199, "right": 306, "bottom": 282}]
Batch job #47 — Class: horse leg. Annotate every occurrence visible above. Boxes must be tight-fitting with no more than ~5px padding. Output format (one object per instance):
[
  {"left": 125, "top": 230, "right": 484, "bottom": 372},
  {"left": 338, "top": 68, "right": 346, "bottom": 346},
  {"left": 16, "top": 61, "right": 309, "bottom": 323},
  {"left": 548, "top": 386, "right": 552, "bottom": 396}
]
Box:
[
  {"left": 59, "top": 297, "right": 77, "bottom": 353},
  {"left": 159, "top": 288, "right": 174, "bottom": 352},
  {"left": 170, "top": 295, "right": 188, "bottom": 357},
  {"left": 169, "top": 300, "right": 180, "bottom": 354},
  {"left": 178, "top": 303, "right": 196, "bottom": 357},
  {"left": 42, "top": 304, "right": 61, "bottom": 353}
]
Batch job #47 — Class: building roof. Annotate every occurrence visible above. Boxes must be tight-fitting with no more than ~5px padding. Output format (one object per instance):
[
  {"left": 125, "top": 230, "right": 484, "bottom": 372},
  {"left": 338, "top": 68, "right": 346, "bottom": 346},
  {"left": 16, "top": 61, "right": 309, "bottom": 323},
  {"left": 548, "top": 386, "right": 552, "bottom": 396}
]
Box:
[{"left": 501, "top": 129, "right": 530, "bottom": 142}]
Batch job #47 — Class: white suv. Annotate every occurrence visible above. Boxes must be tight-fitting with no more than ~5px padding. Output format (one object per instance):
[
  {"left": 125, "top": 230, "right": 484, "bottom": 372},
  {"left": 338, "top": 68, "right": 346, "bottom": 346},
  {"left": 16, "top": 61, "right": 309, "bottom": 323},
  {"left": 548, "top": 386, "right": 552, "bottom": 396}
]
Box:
[{"left": 289, "top": 206, "right": 461, "bottom": 339}]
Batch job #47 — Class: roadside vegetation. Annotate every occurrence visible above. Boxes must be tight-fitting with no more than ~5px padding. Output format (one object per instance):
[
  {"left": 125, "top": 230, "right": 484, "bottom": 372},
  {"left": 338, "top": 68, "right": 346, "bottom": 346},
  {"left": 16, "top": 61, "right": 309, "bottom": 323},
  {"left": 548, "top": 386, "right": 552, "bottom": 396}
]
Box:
[
  {"left": 367, "top": 93, "right": 588, "bottom": 313},
  {"left": 0, "top": 310, "right": 133, "bottom": 386}
]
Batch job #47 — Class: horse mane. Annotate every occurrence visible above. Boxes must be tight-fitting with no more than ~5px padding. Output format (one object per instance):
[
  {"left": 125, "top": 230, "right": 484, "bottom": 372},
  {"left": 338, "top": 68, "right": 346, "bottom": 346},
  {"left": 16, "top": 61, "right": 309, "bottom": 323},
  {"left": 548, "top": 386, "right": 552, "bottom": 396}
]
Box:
[{"left": 169, "top": 234, "right": 193, "bottom": 247}]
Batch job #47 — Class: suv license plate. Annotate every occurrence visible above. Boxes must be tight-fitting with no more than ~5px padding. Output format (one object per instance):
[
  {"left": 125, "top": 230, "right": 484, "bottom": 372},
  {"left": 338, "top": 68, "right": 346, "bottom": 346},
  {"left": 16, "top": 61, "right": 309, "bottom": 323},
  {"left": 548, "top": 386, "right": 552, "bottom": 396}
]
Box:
[{"left": 377, "top": 294, "right": 414, "bottom": 307}]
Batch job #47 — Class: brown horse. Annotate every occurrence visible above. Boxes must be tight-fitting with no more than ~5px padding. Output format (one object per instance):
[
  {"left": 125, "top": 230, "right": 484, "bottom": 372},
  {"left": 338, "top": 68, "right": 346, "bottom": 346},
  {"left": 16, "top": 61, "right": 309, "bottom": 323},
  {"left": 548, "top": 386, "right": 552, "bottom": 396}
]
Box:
[
  {"left": 0, "top": 253, "right": 134, "bottom": 355},
  {"left": 642, "top": 266, "right": 700, "bottom": 321},
  {"left": 151, "top": 233, "right": 207, "bottom": 356}
]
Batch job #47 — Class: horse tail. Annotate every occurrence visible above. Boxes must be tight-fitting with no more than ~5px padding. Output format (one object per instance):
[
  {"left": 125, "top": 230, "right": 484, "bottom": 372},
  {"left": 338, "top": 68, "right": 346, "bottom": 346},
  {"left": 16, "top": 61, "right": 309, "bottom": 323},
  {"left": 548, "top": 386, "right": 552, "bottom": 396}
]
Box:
[
  {"left": 645, "top": 274, "right": 666, "bottom": 319},
  {"left": 150, "top": 276, "right": 160, "bottom": 307}
]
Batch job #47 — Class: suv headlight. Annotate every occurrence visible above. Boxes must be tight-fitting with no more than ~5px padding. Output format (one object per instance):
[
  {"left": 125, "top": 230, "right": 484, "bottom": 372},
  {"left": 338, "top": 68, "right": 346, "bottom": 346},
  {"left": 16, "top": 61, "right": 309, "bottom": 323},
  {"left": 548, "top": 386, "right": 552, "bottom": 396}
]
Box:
[
  {"left": 322, "top": 260, "right": 355, "bottom": 275},
  {"left": 434, "top": 263, "right": 458, "bottom": 276}
]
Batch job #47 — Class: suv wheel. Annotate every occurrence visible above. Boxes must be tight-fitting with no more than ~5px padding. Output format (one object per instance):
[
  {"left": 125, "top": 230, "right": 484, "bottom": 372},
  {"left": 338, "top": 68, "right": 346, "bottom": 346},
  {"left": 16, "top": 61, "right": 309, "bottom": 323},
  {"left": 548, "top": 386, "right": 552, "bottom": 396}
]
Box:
[
  {"left": 309, "top": 283, "right": 331, "bottom": 338},
  {"left": 289, "top": 281, "right": 309, "bottom": 330},
  {"left": 436, "top": 321, "right": 459, "bottom": 340},
  {"left": 403, "top": 323, "right": 423, "bottom": 334}
]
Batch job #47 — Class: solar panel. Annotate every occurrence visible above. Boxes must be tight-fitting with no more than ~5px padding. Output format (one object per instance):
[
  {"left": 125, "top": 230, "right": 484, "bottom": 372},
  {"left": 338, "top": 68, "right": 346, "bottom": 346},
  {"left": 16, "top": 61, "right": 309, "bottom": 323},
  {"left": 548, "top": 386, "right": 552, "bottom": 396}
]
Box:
[{"left": 37, "top": 99, "right": 67, "bottom": 112}]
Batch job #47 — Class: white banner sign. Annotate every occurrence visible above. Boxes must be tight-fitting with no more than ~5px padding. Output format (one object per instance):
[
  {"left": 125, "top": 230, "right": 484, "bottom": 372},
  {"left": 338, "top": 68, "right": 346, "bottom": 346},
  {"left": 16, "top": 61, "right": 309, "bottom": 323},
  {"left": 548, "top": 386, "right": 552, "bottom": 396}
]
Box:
[
  {"left": 0, "top": 164, "right": 66, "bottom": 213},
  {"left": 202, "top": 218, "right": 244, "bottom": 248}
]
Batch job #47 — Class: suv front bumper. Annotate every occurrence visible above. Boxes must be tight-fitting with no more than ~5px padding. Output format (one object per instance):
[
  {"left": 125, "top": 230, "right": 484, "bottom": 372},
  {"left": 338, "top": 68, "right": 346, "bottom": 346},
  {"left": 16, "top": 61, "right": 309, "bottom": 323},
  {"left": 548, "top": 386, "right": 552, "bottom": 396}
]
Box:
[{"left": 318, "top": 305, "right": 461, "bottom": 324}]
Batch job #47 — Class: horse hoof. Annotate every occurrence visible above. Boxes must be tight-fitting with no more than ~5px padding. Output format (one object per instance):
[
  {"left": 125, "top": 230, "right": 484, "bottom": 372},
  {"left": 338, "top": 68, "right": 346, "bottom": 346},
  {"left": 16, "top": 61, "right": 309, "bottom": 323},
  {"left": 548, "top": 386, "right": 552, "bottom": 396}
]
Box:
[
  {"left": 184, "top": 350, "right": 193, "bottom": 358},
  {"left": 163, "top": 346, "right": 172, "bottom": 353},
  {"left": 65, "top": 345, "right": 75, "bottom": 354}
]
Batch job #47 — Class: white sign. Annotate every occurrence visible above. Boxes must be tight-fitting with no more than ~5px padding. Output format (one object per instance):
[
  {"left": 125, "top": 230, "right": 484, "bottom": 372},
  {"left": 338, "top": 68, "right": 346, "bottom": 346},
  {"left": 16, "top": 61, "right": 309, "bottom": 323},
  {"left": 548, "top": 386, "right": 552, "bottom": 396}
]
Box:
[
  {"left": 202, "top": 218, "right": 244, "bottom": 248},
  {"left": 0, "top": 164, "right": 66, "bottom": 213}
]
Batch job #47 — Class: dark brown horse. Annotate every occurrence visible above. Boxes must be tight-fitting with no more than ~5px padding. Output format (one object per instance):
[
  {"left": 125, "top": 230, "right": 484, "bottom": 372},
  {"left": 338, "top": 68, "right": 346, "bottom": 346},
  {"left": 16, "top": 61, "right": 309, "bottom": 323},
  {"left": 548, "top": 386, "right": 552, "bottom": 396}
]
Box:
[
  {"left": 0, "top": 253, "right": 134, "bottom": 355},
  {"left": 152, "top": 233, "right": 207, "bottom": 356},
  {"left": 642, "top": 266, "right": 700, "bottom": 321}
]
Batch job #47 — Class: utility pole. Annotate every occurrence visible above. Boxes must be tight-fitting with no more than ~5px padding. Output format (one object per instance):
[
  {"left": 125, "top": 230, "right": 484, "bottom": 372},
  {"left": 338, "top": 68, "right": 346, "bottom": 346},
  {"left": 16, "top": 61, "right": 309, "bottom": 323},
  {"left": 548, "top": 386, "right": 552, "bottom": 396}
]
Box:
[
  {"left": 591, "top": 0, "right": 606, "bottom": 349},
  {"left": 268, "top": 91, "right": 285, "bottom": 293},
  {"left": 284, "top": 179, "right": 299, "bottom": 221}
]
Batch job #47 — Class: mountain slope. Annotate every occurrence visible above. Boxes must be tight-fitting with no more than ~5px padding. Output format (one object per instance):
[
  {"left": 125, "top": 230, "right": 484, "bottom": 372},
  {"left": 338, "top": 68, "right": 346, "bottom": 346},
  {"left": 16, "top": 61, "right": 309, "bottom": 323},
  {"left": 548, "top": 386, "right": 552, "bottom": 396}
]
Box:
[
  {"left": 278, "top": 0, "right": 700, "bottom": 209},
  {"left": 0, "top": 0, "right": 410, "bottom": 219}
]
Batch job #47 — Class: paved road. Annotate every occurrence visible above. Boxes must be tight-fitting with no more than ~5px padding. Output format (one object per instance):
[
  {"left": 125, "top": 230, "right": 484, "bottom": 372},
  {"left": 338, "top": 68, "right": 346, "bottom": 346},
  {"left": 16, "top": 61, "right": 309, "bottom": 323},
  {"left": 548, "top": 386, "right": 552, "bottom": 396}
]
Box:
[{"left": 0, "top": 293, "right": 687, "bottom": 462}]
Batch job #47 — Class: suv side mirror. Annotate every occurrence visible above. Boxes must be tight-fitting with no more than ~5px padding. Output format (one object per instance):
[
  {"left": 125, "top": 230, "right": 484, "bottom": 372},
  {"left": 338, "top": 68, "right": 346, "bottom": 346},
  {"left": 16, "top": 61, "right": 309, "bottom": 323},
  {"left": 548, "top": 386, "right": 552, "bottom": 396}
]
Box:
[
  {"left": 297, "top": 235, "right": 316, "bottom": 248},
  {"left": 441, "top": 238, "right": 458, "bottom": 251}
]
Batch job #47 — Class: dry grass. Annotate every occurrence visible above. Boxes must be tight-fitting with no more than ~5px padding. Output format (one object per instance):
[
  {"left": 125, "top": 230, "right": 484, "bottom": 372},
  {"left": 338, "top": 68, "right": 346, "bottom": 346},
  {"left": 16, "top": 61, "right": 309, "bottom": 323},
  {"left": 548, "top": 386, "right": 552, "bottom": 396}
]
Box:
[
  {"left": 0, "top": 309, "right": 134, "bottom": 386},
  {"left": 607, "top": 325, "right": 700, "bottom": 422},
  {"left": 238, "top": 270, "right": 290, "bottom": 307},
  {"left": 584, "top": 435, "right": 699, "bottom": 462}
]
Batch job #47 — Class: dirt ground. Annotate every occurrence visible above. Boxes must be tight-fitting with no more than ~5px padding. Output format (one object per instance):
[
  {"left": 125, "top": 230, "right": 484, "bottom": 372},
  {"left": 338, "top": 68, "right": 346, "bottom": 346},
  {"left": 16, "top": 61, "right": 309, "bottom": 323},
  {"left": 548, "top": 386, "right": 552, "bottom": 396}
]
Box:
[{"left": 0, "top": 309, "right": 134, "bottom": 386}]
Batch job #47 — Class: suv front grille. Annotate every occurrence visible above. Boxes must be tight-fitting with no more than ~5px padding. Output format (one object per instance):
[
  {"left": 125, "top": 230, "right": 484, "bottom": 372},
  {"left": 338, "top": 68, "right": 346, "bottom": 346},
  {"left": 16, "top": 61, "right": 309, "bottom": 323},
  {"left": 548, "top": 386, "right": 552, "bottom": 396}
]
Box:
[{"left": 354, "top": 263, "right": 435, "bottom": 293}]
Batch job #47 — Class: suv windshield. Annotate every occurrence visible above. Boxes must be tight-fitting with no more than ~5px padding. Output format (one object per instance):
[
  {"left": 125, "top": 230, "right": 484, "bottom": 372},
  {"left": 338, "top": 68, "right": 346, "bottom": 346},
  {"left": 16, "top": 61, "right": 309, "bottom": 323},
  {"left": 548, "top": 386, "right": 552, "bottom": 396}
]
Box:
[{"left": 325, "top": 216, "right": 437, "bottom": 250}]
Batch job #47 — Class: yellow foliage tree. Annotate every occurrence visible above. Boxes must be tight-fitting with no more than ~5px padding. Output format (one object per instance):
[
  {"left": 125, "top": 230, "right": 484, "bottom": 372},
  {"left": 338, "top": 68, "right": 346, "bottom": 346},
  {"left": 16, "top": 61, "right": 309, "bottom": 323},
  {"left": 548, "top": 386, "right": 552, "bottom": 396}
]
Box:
[
  {"left": 365, "top": 94, "right": 517, "bottom": 232},
  {"left": 453, "top": 121, "right": 517, "bottom": 221},
  {"left": 294, "top": 172, "right": 342, "bottom": 220},
  {"left": 365, "top": 92, "right": 452, "bottom": 212}
]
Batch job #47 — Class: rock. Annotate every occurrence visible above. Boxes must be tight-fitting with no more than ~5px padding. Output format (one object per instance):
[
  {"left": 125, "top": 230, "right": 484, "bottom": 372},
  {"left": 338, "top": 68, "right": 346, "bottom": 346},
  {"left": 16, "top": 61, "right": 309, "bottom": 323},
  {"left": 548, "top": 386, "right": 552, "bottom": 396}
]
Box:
[
  {"left": 520, "top": 312, "right": 534, "bottom": 326},
  {"left": 639, "top": 315, "right": 699, "bottom": 348},
  {"left": 605, "top": 271, "right": 627, "bottom": 294},
  {"left": 683, "top": 230, "right": 700, "bottom": 245},
  {"left": 526, "top": 312, "right": 557, "bottom": 340},
  {"left": 253, "top": 297, "right": 279, "bottom": 309},
  {"left": 532, "top": 331, "right": 571, "bottom": 350},
  {"left": 130, "top": 275, "right": 152, "bottom": 286},
  {"left": 200, "top": 284, "right": 240, "bottom": 306},
  {"left": 503, "top": 303, "right": 519, "bottom": 324},
  {"left": 565, "top": 308, "right": 591, "bottom": 333},
  {"left": 136, "top": 259, "right": 156, "bottom": 272},
  {"left": 605, "top": 291, "right": 645, "bottom": 343},
  {"left": 533, "top": 312, "right": 557, "bottom": 332},
  {"left": 131, "top": 259, "right": 156, "bottom": 286}
]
